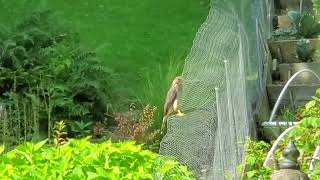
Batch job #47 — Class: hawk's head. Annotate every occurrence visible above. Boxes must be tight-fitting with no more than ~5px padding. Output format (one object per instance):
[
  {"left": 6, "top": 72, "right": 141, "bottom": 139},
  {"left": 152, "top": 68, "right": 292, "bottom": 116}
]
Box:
[{"left": 172, "top": 76, "right": 183, "bottom": 86}]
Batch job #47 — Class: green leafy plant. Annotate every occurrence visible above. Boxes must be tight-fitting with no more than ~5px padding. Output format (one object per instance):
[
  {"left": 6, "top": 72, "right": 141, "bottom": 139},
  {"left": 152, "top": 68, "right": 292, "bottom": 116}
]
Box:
[
  {"left": 53, "top": 120, "right": 68, "bottom": 146},
  {"left": 273, "top": 10, "right": 320, "bottom": 40},
  {"left": 288, "top": 10, "right": 320, "bottom": 38},
  {"left": 0, "top": 10, "right": 115, "bottom": 146},
  {"left": 279, "top": 117, "right": 320, "bottom": 179},
  {"left": 139, "top": 58, "right": 184, "bottom": 129},
  {"left": 280, "top": 106, "right": 298, "bottom": 122},
  {"left": 237, "top": 139, "right": 272, "bottom": 179},
  {"left": 298, "top": 88, "right": 320, "bottom": 118},
  {"left": 70, "top": 120, "right": 92, "bottom": 138},
  {"left": 296, "top": 39, "right": 315, "bottom": 62},
  {"left": 313, "top": 0, "right": 320, "bottom": 15},
  {"left": 0, "top": 138, "right": 194, "bottom": 179},
  {"left": 241, "top": 89, "right": 320, "bottom": 179}
]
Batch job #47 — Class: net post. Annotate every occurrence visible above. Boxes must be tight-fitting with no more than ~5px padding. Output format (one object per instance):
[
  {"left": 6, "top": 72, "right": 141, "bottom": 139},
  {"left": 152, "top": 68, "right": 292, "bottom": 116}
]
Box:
[
  {"left": 223, "top": 59, "right": 240, "bottom": 177},
  {"left": 215, "top": 87, "right": 225, "bottom": 178}
]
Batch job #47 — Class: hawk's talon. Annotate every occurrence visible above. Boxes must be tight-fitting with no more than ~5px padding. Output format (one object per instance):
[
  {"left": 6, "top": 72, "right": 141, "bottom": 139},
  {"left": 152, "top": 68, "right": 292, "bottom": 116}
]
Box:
[{"left": 176, "top": 110, "right": 185, "bottom": 117}]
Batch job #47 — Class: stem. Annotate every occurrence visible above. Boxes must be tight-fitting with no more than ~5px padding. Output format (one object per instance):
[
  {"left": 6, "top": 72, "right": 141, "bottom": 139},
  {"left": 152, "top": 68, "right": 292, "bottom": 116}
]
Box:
[{"left": 23, "top": 101, "right": 27, "bottom": 142}]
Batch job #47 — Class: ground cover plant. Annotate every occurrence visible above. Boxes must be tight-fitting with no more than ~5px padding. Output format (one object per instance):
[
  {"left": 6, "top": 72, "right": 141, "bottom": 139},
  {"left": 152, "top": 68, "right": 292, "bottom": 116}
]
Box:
[{"left": 0, "top": 137, "right": 194, "bottom": 180}]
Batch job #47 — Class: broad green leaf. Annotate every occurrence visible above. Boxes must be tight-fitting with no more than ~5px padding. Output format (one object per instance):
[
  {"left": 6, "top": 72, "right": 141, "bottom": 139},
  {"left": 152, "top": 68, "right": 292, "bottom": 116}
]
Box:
[
  {"left": 124, "top": 173, "right": 133, "bottom": 179},
  {"left": 246, "top": 156, "right": 256, "bottom": 166},
  {"left": 312, "top": 96, "right": 320, "bottom": 101},
  {"left": 95, "top": 167, "right": 108, "bottom": 177},
  {"left": 104, "top": 155, "right": 109, "bottom": 169},
  {"left": 87, "top": 172, "right": 100, "bottom": 180},
  {"left": 247, "top": 170, "right": 257, "bottom": 178},
  {"left": 299, "top": 14, "right": 315, "bottom": 36},
  {"left": 34, "top": 139, "right": 48, "bottom": 152},
  {"left": 305, "top": 100, "right": 316, "bottom": 110},
  {"left": 14, "top": 150, "right": 33, "bottom": 164},
  {"left": 112, "top": 166, "right": 120, "bottom": 175}
]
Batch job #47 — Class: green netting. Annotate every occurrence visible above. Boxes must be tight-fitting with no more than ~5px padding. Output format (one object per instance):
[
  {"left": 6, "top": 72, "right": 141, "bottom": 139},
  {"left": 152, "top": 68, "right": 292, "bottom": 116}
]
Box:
[{"left": 159, "top": 0, "right": 272, "bottom": 179}]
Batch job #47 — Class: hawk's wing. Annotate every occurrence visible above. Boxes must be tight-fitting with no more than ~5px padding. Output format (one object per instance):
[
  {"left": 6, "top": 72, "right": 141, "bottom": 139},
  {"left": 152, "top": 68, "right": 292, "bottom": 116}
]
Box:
[{"left": 163, "top": 85, "right": 178, "bottom": 116}]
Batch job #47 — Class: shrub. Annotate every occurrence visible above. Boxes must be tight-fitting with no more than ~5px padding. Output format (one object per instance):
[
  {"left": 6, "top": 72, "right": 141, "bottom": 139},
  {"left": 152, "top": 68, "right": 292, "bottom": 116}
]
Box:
[
  {"left": 0, "top": 10, "right": 115, "bottom": 146},
  {"left": 0, "top": 138, "right": 194, "bottom": 180},
  {"left": 239, "top": 89, "right": 320, "bottom": 179},
  {"left": 112, "top": 104, "right": 160, "bottom": 151},
  {"left": 237, "top": 139, "right": 272, "bottom": 179}
]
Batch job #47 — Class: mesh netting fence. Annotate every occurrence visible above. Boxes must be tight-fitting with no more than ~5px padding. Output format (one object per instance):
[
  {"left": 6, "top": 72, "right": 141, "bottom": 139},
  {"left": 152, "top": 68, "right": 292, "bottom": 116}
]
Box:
[{"left": 159, "top": 0, "right": 272, "bottom": 179}]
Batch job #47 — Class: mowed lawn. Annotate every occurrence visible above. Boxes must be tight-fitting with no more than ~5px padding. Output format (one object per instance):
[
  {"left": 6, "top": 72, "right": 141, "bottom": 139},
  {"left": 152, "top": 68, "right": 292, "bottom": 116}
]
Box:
[{"left": 0, "top": 0, "right": 209, "bottom": 105}]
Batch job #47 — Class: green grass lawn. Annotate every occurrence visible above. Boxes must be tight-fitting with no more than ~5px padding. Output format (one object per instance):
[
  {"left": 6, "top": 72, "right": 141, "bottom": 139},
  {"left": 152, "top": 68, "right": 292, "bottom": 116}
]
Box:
[{"left": 0, "top": 0, "right": 209, "bottom": 120}]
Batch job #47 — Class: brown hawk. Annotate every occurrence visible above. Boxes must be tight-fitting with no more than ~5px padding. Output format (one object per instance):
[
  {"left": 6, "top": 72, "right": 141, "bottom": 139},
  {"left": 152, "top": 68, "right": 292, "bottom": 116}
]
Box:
[{"left": 160, "top": 76, "right": 184, "bottom": 134}]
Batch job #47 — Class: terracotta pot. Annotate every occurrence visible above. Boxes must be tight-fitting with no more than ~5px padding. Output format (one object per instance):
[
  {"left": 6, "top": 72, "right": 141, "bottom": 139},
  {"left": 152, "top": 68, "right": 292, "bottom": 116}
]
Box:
[{"left": 278, "top": 15, "right": 293, "bottom": 28}]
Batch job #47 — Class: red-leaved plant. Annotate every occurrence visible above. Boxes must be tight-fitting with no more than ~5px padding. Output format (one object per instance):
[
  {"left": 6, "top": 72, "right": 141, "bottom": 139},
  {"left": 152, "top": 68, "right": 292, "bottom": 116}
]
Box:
[{"left": 114, "top": 104, "right": 159, "bottom": 144}]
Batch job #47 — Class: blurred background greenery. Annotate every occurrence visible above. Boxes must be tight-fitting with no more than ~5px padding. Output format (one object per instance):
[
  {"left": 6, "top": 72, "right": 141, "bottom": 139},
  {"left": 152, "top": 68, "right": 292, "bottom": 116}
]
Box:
[{"left": 0, "top": 0, "right": 209, "bottom": 147}]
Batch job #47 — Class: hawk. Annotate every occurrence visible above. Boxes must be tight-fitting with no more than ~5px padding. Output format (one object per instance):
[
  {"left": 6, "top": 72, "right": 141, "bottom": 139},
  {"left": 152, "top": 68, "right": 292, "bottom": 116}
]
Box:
[{"left": 160, "top": 76, "right": 184, "bottom": 134}]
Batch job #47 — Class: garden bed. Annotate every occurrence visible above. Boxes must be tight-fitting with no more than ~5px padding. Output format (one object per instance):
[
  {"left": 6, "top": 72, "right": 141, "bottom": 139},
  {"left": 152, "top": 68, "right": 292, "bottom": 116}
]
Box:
[{"left": 268, "top": 39, "right": 320, "bottom": 63}]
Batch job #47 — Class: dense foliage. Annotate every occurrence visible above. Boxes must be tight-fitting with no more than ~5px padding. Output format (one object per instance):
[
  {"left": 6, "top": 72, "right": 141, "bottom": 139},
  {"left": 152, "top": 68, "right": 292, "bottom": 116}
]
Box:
[
  {"left": 0, "top": 138, "right": 194, "bottom": 180},
  {"left": 239, "top": 89, "right": 320, "bottom": 179},
  {"left": 237, "top": 140, "right": 272, "bottom": 179},
  {"left": 273, "top": 10, "right": 320, "bottom": 40},
  {"left": 0, "top": 11, "right": 114, "bottom": 146},
  {"left": 313, "top": 0, "right": 320, "bottom": 14}
]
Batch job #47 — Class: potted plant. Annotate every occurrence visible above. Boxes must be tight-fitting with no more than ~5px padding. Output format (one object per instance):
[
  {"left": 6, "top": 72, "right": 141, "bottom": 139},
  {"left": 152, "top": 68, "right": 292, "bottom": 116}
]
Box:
[{"left": 269, "top": 10, "right": 320, "bottom": 63}]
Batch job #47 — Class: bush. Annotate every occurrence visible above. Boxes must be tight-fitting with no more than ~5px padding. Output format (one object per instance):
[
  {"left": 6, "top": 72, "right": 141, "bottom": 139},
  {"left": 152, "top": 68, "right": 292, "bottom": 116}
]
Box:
[
  {"left": 239, "top": 89, "right": 320, "bottom": 179},
  {"left": 114, "top": 105, "right": 159, "bottom": 142},
  {"left": 0, "top": 10, "right": 115, "bottom": 146},
  {"left": 0, "top": 138, "right": 194, "bottom": 180}
]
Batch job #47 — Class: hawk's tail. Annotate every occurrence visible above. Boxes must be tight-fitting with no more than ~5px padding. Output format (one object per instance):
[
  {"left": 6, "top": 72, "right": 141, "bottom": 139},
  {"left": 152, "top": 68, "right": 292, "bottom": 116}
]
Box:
[{"left": 160, "top": 116, "right": 168, "bottom": 134}]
